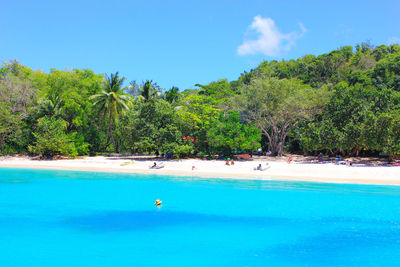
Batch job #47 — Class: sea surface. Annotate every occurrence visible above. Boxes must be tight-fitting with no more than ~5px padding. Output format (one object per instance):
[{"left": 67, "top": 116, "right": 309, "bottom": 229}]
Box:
[{"left": 1, "top": 167, "right": 400, "bottom": 266}]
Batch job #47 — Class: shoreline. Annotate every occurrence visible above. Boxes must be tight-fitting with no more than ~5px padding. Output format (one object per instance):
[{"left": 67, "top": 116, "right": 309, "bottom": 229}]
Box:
[{"left": 1, "top": 156, "right": 400, "bottom": 186}]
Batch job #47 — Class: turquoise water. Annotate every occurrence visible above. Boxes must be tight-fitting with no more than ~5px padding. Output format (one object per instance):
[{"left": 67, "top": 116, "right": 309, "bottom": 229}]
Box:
[{"left": 1, "top": 168, "right": 400, "bottom": 266}]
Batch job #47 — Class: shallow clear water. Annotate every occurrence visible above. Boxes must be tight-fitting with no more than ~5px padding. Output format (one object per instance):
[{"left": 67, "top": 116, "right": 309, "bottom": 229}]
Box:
[{"left": 1, "top": 168, "right": 400, "bottom": 266}]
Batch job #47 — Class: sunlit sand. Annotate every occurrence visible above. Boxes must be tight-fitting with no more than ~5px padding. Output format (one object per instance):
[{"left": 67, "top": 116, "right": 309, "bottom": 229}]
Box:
[{"left": 1, "top": 156, "right": 399, "bottom": 185}]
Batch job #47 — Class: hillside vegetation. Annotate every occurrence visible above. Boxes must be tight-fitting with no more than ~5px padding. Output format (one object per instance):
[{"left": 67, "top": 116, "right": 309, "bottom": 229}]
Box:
[{"left": 1, "top": 43, "right": 399, "bottom": 159}]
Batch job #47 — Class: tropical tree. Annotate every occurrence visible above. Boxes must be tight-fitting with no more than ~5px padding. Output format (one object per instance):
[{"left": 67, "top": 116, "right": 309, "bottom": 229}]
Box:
[
  {"left": 164, "top": 86, "right": 179, "bottom": 104},
  {"left": 207, "top": 111, "right": 261, "bottom": 155},
  {"left": 90, "top": 72, "right": 131, "bottom": 153},
  {"left": 236, "top": 78, "right": 330, "bottom": 156},
  {"left": 36, "top": 95, "right": 64, "bottom": 118},
  {"left": 28, "top": 116, "right": 79, "bottom": 158},
  {"left": 127, "top": 80, "right": 161, "bottom": 102},
  {"left": 176, "top": 93, "right": 221, "bottom": 152},
  {"left": 0, "top": 73, "right": 36, "bottom": 154},
  {"left": 141, "top": 80, "right": 161, "bottom": 102}
]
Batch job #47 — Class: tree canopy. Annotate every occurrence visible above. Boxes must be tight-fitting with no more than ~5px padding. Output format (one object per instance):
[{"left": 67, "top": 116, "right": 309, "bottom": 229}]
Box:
[{"left": 1, "top": 43, "right": 399, "bottom": 160}]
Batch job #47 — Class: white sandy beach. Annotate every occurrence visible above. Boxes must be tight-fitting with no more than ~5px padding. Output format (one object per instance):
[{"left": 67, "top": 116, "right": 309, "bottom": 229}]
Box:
[{"left": 0, "top": 156, "right": 399, "bottom": 185}]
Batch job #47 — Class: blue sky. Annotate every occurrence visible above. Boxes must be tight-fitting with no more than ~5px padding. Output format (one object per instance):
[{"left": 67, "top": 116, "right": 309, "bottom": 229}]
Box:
[{"left": 1, "top": 0, "right": 399, "bottom": 90}]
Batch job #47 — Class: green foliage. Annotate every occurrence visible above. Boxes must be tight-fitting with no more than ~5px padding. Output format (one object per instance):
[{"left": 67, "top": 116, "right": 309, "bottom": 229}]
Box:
[
  {"left": 0, "top": 72, "right": 36, "bottom": 154},
  {"left": 167, "top": 144, "right": 194, "bottom": 158},
  {"left": 196, "top": 79, "right": 233, "bottom": 99},
  {"left": 296, "top": 82, "right": 400, "bottom": 156},
  {"left": 372, "top": 53, "right": 400, "bottom": 91},
  {"left": 118, "top": 98, "right": 185, "bottom": 155},
  {"left": 164, "top": 86, "right": 179, "bottom": 104},
  {"left": 71, "top": 133, "right": 90, "bottom": 155},
  {"left": 374, "top": 111, "right": 400, "bottom": 157},
  {"left": 91, "top": 72, "right": 130, "bottom": 120},
  {"left": 127, "top": 80, "right": 162, "bottom": 102},
  {"left": 2, "top": 43, "right": 400, "bottom": 158},
  {"left": 29, "top": 117, "right": 78, "bottom": 158},
  {"left": 90, "top": 72, "right": 131, "bottom": 153},
  {"left": 236, "top": 78, "right": 330, "bottom": 156},
  {"left": 207, "top": 111, "right": 261, "bottom": 155},
  {"left": 176, "top": 93, "right": 221, "bottom": 152},
  {"left": 0, "top": 60, "right": 33, "bottom": 78},
  {"left": 29, "top": 68, "right": 105, "bottom": 154}
]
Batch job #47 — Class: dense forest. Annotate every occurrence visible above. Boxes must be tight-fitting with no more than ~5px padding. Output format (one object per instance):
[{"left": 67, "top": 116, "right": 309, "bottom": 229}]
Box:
[{"left": 1, "top": 43, "right": 399, "bottom": 160}]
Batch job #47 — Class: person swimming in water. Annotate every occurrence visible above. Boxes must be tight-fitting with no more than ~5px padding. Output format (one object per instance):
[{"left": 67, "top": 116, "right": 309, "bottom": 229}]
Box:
[{"left": 154, "top": 199, "right": 162, "bottom": 206}]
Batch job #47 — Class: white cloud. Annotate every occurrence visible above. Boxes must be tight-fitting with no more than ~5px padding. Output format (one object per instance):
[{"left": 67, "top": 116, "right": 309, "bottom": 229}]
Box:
[{"left": 237, "top": 16, "right": 306, "bottom": 56}]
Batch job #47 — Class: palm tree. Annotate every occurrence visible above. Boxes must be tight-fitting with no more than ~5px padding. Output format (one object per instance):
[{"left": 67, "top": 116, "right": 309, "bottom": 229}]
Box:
[
  {"left": 37, "top": 94, "right": 64, "bottom": 118},
  {"left": 139, "top": 80, "right": 161, "bottom": 102},
  {"left": 164, "top": 86, "right": 179, "bottom": 103},
  {"left": 126, "top": 80, "right": 161, "bottom": 102},
  {"left": 90, "top": 72, "right": 131, "bottom": 153}
]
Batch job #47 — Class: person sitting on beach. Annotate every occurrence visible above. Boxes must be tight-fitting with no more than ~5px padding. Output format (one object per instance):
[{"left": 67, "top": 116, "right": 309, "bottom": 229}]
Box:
[
  {"left": 317, "top": 153, "right": 323, "bottom": 163},
  {"left": 346, "top": 159, "right": 352, "bottom": 166},
  {"left": 257, "top": 164, "right": 262, "bottom": 170},
  {"left": 335, "top": 155, "right": 340, "bottom": 165},
  {"left": 151, "top": 162, "right": 157, "bottom": 168},
  {"left": 231, "top": 159, "right": 235, "bottom": 165},
  {"left": 287, "top": 157, "right": 292, "bottom": 164},
  {"left": 192, "top": 165, "right": 196, "bottom": 171},
  {"left": 226, "top": 158, "right": 230, "bottom": 165}
]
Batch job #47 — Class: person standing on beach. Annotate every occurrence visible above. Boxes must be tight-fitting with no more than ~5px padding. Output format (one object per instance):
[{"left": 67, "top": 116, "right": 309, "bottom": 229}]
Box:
[{"left": 257, "top": 148, "right": 262, "bottom": 156}]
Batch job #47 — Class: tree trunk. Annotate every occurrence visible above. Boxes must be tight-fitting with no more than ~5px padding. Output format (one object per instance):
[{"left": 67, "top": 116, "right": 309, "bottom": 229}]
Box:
[
  {"left": 0, "top": 135, "right": 5, "bottom": 154},
  {"left": 261, "top": 119, "right": 293, "bottom": 157},
  {"left": 0, "top": 129, "right": 13, "bottom": 155},
  {"left": 263, "top": 131, "right": 281, "bottom": 156},
  {"left": 268, "top": 137, "right": 281, "bottom": 156},
  {"left": 268, "top": 131, "right": 285, "bottom": 156},
  {"left": 108, "top": 111, "right": 117, "bottom": 153}
]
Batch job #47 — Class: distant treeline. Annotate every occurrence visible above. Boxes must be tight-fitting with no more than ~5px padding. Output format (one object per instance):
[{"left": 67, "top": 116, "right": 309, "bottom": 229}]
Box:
[{"left": 1, "top": 43, "right": 399, "bottom": 159}]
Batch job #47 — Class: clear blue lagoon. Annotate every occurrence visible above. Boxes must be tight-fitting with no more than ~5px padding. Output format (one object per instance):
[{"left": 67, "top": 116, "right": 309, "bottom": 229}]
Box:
[{"left": 1, "top": 167, "right": 400, "bottom": 266}]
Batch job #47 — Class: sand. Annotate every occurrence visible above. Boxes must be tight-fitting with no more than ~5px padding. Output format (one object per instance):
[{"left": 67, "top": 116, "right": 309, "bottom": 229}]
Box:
[{"left": 0, "top": 156, "right": 399, "bottom": 186}]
